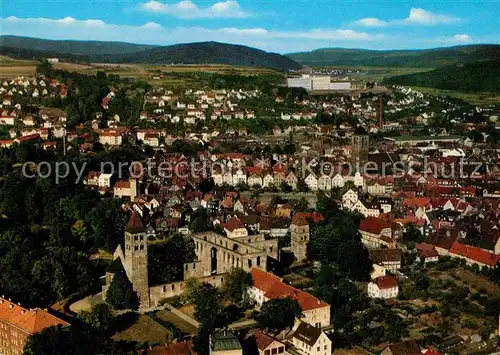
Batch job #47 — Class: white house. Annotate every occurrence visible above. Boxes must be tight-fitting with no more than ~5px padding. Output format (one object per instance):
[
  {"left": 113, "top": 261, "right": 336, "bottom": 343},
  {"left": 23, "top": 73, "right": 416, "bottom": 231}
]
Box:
[
  {"left": 291, "top": 322, "right": 332, "bottom": 355},
  {"left": 304, "top": 174, "right": 318, "bottom": 191},
  {"left": 249, "top": 268, "right": 330, "bottom": 328},
  {"left": 248, "top": 174, "right": 263, "bottom": 188},
  {"left": 342, "top": 189, "right": 358, "bottom": 209},
  {"left": 262, "top": 174, "right": 274, "bottom": 188},
  {"left": 368, "top": 275, "right": 399, "bottom": 299},
  {"left": 317, "top": 175, "right": 332, "bottom": 191}
]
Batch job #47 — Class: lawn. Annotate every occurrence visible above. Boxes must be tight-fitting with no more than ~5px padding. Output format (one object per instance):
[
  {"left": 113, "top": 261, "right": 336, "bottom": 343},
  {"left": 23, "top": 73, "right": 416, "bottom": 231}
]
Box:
[
  {"left": 112, "top": 313, "right": 171, "bottom": 345},
  {"left": 410, "top": 86, "right": 500, "bottom": 106},
  {"left": 154, "top": 309, "right": 198, "bottom": 334}
]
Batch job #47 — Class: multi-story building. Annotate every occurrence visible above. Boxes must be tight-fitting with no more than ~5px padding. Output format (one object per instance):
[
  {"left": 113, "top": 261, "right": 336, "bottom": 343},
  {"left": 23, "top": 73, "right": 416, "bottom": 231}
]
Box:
[
  {"left": 291, "top": 322, "right": 332, "bottom": 355},
  {"left": 249, "top": 268, "right": 330, "bottom": 328},
  {"left": 0, "top": 297, "right": 69, "bottom": 355},
  {"left": 368, "top": 275, "right": 399, "bottom": 299}
]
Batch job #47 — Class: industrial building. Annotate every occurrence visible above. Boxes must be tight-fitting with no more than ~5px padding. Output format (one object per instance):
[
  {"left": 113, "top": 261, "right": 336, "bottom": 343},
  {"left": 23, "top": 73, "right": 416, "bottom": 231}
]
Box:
[{"left": 287, "top": 75, "right": 351, "bottom": 91}]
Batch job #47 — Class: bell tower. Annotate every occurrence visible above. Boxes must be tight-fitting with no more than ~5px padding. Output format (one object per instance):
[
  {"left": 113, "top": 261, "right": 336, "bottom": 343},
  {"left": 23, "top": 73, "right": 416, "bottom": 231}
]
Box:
[
  {"left": 291, "top": 214, "right": 310, "bottom": 262},
  {"left": 351, "top": 126, "right": 369, "bottom": 171},
  {"left": 123, "top": 211, "right": 150, "bottom": 307}
]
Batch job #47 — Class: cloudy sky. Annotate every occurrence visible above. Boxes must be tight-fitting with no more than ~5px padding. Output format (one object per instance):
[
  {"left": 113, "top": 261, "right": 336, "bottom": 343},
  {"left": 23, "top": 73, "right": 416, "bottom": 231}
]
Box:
[{"left": 2, "top": 0, "right": 499, "bottom": 53}]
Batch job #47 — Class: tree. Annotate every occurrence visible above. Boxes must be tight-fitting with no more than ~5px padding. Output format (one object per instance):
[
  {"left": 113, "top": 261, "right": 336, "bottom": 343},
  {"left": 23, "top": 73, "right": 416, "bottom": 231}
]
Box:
[
  {"left": 23, "top": 326, "right": 72, "bottom": 355},
  {"left": 257, "top": 297, "right": 302, "bottom": 334},
  {"left": 279, "top": 181, "right": 291, "bottom": 192},
  {"left": 189, "top": 209, "right": 209, "bottom": 233},
  {"left": 193, "top": 283, "right": 224, "bottom": 327},
  {"left": 149, "top": 234, "right": 196, "bottom": 284},
  {"left": 78, "top": 303, "right": 112, "bottom": 333},
  {"left": 222, "top": 268, "right": 253, "bottom": 304},
  {"left": 297, "top": 179, "right": 308, "bottom": 192},
  {"left": 106, "top": 271, "right": 138, "bottom": 311},
  {"left": 403, "top": 223, "right": 424, "bottom": 244}
]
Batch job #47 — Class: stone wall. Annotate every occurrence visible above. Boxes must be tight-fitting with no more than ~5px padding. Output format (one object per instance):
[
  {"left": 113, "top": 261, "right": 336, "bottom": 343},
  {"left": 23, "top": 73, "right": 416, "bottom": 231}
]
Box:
[{"left": 149, "top": 274, "right": 227, "bottom": 307}]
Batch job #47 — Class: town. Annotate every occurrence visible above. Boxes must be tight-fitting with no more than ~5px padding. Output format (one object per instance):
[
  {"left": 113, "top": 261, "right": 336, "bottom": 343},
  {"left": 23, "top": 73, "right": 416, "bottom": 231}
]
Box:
[{"left": 0, "top": 47, "right": 500, "bottom": 355}]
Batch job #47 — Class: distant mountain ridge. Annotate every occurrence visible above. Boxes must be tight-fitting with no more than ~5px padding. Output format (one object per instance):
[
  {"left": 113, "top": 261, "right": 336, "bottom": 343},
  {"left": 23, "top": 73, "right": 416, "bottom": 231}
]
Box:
[
  {"left": 286, "top": 45, "right": 500, "bottom": 68},
  {"left": 0, "top": 35, "right": 156, "bottom": 55},
  {"left": 384, "top": 59, "right": 500, "bottom": 93},
  {"left": 0, "top": 35, "right": 302, "bottom": 71}
]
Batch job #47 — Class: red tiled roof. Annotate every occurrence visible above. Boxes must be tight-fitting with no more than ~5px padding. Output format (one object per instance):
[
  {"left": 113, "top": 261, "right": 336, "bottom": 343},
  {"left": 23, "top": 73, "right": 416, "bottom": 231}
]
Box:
[
  {"left": 449, "top": 241, "right": 500, "bottom": 267},
  {"left": 126, "top": 211, "right": 145, "bottom": 233},
  {"left": 247, "top": 166, "right": 263, "bottom": 175},
  {"left": 422, "top": 347, "right": 444, "bottom": 355},
  {"left": 254, "top": 330, "right": 279, "bottom": 351},
  {"left": 373, "top": 275, "right": 398, "bottom": 290},
  {"left": 250, "top": 268, "right": 329, "bottom": 311},
  {"left": 224, "top": 217, "right": 245, "bottom": 232},
  {"left": 0, "top": 298, "right": 69, "bottom": 334},
  {"left": 403, "top": 197, "right": 431, "bottom": 208},
  {"left": 143, "top": 341, "right": 194, "bottom": 355},
  {"left": 16, "top": 134, "right": 40, "bottom": 142},
  {"left": 114, "top": 180, "right": 130, "bottom": 189},
  {"left": 359, "top": 216, "right": 391, "bottom": 235},
  {"left": 292, "top": 212, "right": 324, "bottom": 226}
]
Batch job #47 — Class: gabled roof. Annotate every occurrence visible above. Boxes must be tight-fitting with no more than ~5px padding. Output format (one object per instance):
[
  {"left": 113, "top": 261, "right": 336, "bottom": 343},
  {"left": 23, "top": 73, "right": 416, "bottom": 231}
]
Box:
[
  {"left": 0, "top": 297, "right": 69, "bottom": 334},
  {"left": 449, "top": 241, "right": 500, "bottom": 267},
  {"left": 143, "top": 341, "right": 195, "bottom": 355},
  {"left": 372, "top": 275, "right": 398, "bottom": 290},
  {"left": 293, "top": 321, "right": 322, "bottom": 346},
  {"left": 254, "top": 330, "right": 281, "bottom": 351},
  {"left": 359, "top": 216, "right": 391, "bottom": 235},
  {"left": 224, "top": 217, "right": 245, "bottom": 232},
  {"left": 250, "top": 268, "right": 328, "bottom": 311},
  {"left": 369, "top": 249, "right": 402, "bottom": 264},
  {"left": 384, "top": 340, "right": 420, "bottom": 355}
]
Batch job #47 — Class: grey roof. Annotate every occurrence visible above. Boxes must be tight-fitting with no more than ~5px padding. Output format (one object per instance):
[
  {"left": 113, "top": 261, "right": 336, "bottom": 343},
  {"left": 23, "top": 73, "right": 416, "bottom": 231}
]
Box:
[
  {"left": 211, "top": 330, "right": 242, "bottom": 351},
  {"left": 292, "top": 322, "right": 322, "bottom": 347}
]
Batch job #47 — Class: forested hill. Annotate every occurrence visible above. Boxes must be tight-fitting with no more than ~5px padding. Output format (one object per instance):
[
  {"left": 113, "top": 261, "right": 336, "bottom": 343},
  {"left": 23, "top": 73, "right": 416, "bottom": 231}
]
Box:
[
  {"left": 0, "top": 36, "right": 302, "bottom": 71},
  {"left": 384, "top": 59, "right": 500, "bottom": 93},
  {"left": 286, "top": 45, "right": 500, "bottom": 68},
  {"left": 101, "top": 42, "right": 302, "bottom": 71},
  {"left": 0, "top": 35, "right": 156, "bottom": 55}
]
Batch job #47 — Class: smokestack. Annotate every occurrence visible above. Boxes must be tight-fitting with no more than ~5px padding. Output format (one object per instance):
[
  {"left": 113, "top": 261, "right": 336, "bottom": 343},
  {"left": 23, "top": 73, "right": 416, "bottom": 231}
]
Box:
[{"left": 379, "top": 95, "right": 383, "bottom": 130}]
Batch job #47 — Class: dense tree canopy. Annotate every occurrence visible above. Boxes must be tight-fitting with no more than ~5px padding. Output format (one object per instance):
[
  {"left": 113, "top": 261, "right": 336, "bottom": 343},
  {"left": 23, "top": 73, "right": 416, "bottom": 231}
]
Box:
[
  {"left": 106, "top": 271, "right": 139, "bottom": 311},
  {"left": 257, "top": 297, "right": 302, "bottom": 335},
  {"left": 148, "top": 234, "right": 196, "bottom": 285},
  {"left": 221, "top": 268, "right": 253, "bottom": 304}
]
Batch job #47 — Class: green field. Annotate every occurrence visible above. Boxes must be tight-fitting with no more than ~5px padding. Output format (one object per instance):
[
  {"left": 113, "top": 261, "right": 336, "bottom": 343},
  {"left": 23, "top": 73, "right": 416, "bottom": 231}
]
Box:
[
  {"left": 324, "top": 66, "right": 434, "bottom": 82},
  {"left": 411, "top": 86, "right": 500, "bottom": 105}
]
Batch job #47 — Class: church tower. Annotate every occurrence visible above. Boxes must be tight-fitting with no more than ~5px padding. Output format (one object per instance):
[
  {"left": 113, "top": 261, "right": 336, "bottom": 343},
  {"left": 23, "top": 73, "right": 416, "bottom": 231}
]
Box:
[
  {"left": 351, "top": 126, "right": 369, "bottom": 171},
  {"left": 123, "top": 211, "right": 150, "bottom": 308},
  {"left": 291, "top": 214, "right": 310, "bottom": 262}
]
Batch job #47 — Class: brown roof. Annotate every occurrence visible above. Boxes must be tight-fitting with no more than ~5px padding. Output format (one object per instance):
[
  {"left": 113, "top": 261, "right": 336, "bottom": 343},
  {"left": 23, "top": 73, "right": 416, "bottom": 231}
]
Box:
[
  {"left": 126, "top": 211, "right": 145, "bottom": 233},
  {"left": 0, "top": 298, "right": 69, "bottom": 334},
  {"left": 369, "top": 249, "right": 402, "bottom": 264},
  {"left": 293, "top": 322, "right": 322, "bottom": 346},
  {"left": 254, "top": 330, "right": 279, "bottom": 351},
  {"left": 224, "top": 217, "right": 245, "bottom": 232},
  {"left": 424, "top": 233, "right": 455, "bottom": 251},
  {"left": 143, "top": 341, "right": 194, "bottom": 355},
  {"left": 384, "top": 340, "right": 421, "bottom": 355},
  {"left": 359, "top": 216, "right": 391, "bottom": 235},
  {"left": 373, "top": 275, "right": 398, "bottom": 290}
]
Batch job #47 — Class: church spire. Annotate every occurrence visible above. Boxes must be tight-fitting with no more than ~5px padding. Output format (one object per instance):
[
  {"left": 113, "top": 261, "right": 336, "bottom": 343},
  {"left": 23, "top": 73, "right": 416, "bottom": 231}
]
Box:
[{"left": 126, "top": 211, "right": 145, "bottom": 233}]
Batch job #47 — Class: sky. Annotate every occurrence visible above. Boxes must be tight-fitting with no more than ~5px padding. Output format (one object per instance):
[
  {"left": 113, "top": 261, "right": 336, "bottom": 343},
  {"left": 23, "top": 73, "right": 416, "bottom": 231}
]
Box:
[{"left": 2, "top": 0, "right": 500, "bottom": 53}]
